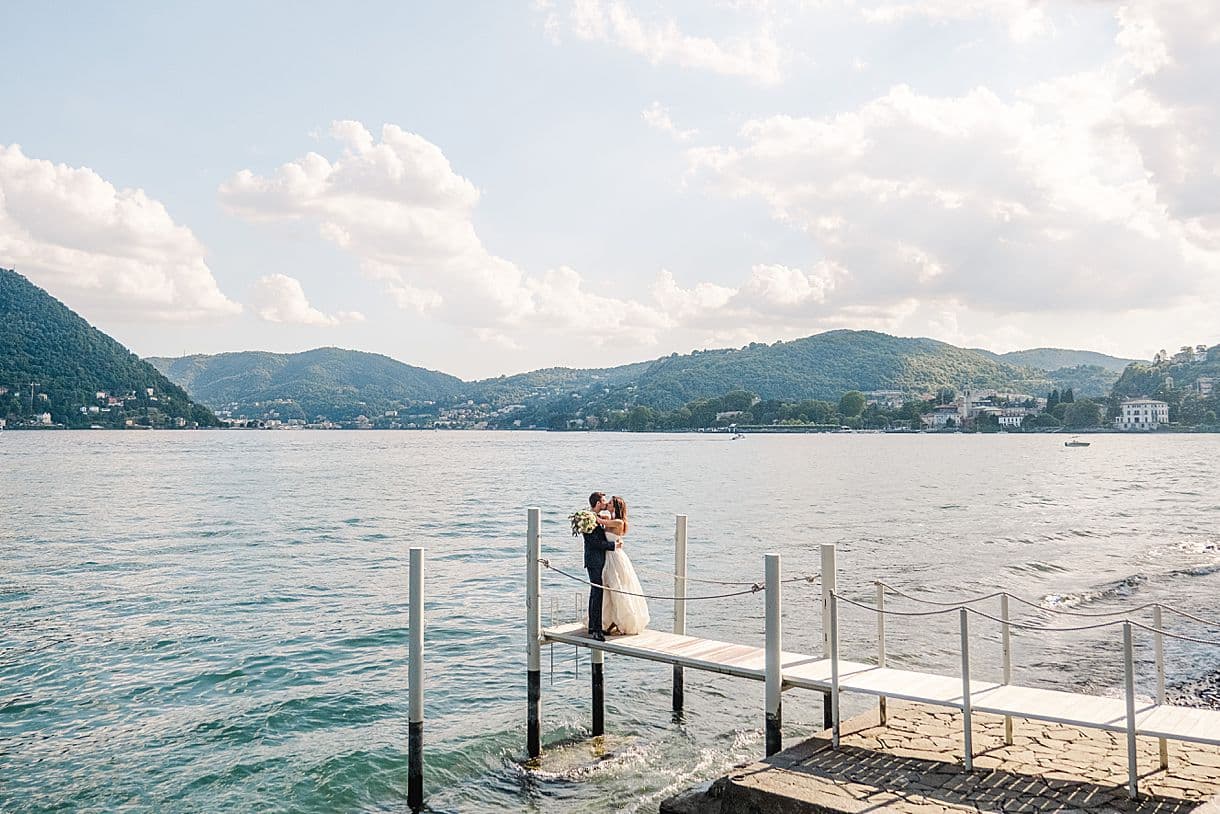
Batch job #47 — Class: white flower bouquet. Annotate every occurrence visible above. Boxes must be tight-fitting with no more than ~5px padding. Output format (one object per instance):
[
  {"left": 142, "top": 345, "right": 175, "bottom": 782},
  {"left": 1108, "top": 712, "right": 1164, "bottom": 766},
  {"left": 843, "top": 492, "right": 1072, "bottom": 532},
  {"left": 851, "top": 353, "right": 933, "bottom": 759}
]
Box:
[{"left": 570, "top": 509, "right": 597, "bottom": 536}]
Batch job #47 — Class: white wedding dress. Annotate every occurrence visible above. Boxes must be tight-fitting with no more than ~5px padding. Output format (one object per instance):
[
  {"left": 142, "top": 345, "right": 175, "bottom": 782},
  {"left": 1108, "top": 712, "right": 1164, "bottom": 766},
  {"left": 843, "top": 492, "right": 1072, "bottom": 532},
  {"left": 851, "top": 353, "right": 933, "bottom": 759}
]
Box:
[{"left": 601, "top": 529, "right": 650, "bottom": 635}]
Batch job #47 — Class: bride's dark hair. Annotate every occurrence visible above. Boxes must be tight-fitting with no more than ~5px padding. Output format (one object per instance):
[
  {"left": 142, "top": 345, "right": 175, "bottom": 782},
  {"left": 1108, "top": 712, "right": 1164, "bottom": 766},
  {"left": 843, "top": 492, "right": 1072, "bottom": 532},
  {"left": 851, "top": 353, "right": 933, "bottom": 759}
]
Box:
[{"left": 612, "top": 496, "right": 628, "bottom": 534}]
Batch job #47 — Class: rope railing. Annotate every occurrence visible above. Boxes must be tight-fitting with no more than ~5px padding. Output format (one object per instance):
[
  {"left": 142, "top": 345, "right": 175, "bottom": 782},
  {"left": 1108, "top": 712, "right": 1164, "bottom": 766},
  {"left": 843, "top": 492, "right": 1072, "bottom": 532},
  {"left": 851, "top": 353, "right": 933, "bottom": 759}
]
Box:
[
  {"left": 1129, "top": 620, "right": 1220, "bottom": 648},
  {"left": 537, "top": 558, "right": 765, "bottom": 600},
  {"left": 874, "top": 581, "right": 1005, "bottom": 607},
  {"left": 629, "top": 559, "right": 819, "bottom": 587},
  {"left": 835, "top": 591, "right": 1129, "bottom": 633},
  {"left": 875, "top": 580, "right": 1220, "bottom": 629}
]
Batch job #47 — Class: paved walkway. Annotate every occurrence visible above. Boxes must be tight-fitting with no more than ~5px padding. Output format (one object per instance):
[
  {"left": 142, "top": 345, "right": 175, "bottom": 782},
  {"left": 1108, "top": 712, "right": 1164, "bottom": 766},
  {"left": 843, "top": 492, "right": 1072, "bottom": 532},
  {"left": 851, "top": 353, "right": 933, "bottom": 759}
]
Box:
[{"left": 662, "top": 702, "right": 1220, "bottom": 813}]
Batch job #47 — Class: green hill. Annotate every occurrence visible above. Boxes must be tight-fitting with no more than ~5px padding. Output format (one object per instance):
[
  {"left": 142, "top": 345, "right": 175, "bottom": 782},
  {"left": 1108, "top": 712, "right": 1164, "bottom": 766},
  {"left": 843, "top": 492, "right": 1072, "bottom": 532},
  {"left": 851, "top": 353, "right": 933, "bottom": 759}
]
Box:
[
  {"left": 611, "top": 330, "right": 1055, "bottom": 410},
  {"left": 0, "top": 268, "right": 217, "bottom": 428},
  {"left": 147, "top": 348, "right": 463, "bottom": 421},
  {"left": 991, "top": 348, "right": 1140, "bottom": 373}
]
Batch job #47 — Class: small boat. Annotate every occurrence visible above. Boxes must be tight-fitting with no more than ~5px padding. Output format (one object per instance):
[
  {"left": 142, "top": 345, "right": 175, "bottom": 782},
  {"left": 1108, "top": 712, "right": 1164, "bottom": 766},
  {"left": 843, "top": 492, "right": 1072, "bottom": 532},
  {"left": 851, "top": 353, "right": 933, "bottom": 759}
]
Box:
[{"left": 1065, "top": 437, "right": 1090, "bottom": 447}]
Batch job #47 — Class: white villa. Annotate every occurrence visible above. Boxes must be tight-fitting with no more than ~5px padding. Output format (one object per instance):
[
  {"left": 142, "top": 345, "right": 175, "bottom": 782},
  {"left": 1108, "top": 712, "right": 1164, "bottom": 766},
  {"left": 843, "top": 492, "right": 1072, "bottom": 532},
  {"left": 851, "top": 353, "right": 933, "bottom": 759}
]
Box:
[{"left": 1115, "top": 398, "right": 1169, "bottom": 430}]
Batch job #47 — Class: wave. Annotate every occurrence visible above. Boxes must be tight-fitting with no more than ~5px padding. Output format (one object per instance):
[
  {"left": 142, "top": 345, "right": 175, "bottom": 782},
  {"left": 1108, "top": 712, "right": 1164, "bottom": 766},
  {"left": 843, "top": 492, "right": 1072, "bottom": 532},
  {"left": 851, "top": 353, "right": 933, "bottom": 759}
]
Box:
[{"left": 1041, "top": 573, "right": 1147, "bottom": 608}]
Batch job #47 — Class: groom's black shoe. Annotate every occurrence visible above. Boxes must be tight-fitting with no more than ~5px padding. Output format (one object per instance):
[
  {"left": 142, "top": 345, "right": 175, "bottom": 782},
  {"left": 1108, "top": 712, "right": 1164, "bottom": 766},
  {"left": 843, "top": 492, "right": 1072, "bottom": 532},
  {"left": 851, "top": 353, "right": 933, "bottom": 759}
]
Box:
[{"left": 588, "top": 630, "right": 606, "bottom": 642}]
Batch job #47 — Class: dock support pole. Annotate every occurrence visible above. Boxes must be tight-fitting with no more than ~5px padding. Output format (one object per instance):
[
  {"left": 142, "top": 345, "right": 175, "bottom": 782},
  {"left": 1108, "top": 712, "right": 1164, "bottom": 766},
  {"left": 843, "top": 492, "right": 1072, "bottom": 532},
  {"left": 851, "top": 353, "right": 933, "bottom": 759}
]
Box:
[
  {"left": 1154, "top": 604, "right": 1167, "bottom": 770},
  {"left": 527, "top": 508, "right": 542, "bottom": 759},
  {"left": 875, "top": 582, "right": 886, "bottom": 726},
  {"left": 408, "top": 547, "right": 424, "bottom": 810},
  {"left": 959, "top": 608, "right": 973, "bottom": 772},
  {"left": 591, "top": 648, "right": 605, "bottom": 736},
  {"left": 830, "top": 592, "right": 841, "bottom": 748},
  {"left": 1001, "top": 593, "right": 1013, "bottom": 745},
  {"left": 673, "top": 515, "right": 687, "bottom": 714},
  {"left": 820, "top": 544, "right": 837, "bottom": 730},
  {"left": 1124, "top": 622, "right": 1139, "bottom": 799},
  {"left": 765, "top": 553, "right": 782, "bottom": 757}
]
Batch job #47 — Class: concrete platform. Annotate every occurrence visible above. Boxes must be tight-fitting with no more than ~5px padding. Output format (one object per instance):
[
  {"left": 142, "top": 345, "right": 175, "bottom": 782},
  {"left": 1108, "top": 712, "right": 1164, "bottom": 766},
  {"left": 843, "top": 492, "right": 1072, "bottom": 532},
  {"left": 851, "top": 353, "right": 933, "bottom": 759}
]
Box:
[{"left": 661, "top": 701, "right": 1220, "bottom": 813}]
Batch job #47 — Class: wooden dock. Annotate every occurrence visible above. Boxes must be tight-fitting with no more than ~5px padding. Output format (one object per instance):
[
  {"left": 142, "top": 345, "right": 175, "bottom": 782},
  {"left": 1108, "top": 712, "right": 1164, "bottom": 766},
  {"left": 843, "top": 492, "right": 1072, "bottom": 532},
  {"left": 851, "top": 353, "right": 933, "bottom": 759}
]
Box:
[
  {"left": 542, "top": 622, "right": 1220, "bottom": 747},
  {"left": 525, "top": 508, "right": 1220, "bottom": 800}
]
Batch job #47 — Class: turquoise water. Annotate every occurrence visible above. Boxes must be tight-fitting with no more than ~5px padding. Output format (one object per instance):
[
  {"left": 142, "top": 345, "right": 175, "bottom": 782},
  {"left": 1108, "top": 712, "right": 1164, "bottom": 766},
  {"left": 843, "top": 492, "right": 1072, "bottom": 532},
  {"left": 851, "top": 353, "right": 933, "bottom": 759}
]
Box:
[{"left": 2, "top": 431, "right": 1219, "bottom": 812}]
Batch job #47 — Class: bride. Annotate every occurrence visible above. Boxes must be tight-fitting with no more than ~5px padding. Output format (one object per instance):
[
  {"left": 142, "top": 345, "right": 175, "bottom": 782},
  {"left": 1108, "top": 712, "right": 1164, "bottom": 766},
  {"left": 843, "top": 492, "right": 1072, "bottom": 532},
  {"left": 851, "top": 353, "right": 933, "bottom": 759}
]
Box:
[{"left": 596, "top": 496, "right": 650, "bottom": 635}]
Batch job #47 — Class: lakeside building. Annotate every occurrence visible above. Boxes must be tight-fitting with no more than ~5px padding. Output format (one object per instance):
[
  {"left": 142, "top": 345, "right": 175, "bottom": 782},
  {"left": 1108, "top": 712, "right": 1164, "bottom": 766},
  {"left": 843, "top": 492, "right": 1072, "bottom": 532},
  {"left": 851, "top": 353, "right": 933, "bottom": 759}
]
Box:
[
  {"left": 864, "top": 390, "right": 905, "bottom": 410},
  {"left": 1115, "top": 398, "right": 1169, "bottom": 430},
  {"left": 922, "top": 405, "right": 962, "bottom": 429},
  {"left": 1197, "top": 377, "right": 1215, "bottom": 398}
]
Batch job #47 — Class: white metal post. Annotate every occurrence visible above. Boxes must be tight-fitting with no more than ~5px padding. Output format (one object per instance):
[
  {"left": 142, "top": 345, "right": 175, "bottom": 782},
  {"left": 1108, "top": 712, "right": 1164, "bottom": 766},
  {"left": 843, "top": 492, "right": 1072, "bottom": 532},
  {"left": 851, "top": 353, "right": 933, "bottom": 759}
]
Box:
[
  {"left": 1001, "top": 593, "right": 1012, "bottom": 745},
  {"left": 527, "top": 508, "right": 542, "bottom": 759},
  {"left": 765, "top": 553, "right": 782, "bottom": 756},
  {"left": 959, "top": 608, "right": 973, "bottom": 771},
  {"left": 673, "top": 514, "right": 688, "bottom": 714},
  {"left": 1123, "top": 622, "right": 1138, "bottom": 799},
  {"left": 875, "top": 582, "right": 887, "bottom": 725},
  {"left": 830, "top": 592, "right": 841, "bottom": 748},
  {"left": 408, "top": 547, "right": 424, "bottom": 810},
  {"left": 820, "top": 544, "right": 837, "bottom": 730},
  {"left": 1154, "top": 604, "right": 1167, "bottom": 769}
]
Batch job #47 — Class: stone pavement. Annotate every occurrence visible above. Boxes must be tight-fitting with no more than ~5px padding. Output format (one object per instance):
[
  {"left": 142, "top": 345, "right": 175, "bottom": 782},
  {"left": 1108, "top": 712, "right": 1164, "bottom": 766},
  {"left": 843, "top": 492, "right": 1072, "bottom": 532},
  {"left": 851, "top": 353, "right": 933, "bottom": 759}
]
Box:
[{"left": 662, "top": 701, "right": 1220, "bottom": 813}]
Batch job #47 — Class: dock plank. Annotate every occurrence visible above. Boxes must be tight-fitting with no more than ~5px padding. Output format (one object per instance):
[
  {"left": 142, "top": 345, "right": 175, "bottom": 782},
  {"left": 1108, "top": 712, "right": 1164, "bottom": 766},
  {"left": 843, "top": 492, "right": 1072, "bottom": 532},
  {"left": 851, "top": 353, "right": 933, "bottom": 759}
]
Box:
[{"left": 542, "top": 623, "right": 1220, "bottom": 749}]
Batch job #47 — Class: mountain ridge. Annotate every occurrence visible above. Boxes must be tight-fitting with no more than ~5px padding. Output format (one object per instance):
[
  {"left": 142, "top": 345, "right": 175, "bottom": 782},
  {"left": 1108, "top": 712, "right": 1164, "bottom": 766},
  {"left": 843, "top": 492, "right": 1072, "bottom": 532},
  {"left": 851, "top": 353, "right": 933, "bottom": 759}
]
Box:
[
  {"left": 0, "top": 268, "right": 218, "bottom": 427},
  {"left": 149, "top": 331, "right": 1142, "bottom": 424}
]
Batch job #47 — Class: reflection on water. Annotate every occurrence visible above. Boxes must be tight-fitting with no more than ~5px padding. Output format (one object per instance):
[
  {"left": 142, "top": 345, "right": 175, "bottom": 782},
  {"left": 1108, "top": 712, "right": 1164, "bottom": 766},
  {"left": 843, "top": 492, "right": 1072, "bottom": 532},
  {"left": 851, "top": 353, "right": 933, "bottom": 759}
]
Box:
[{"left": 1, "top": 431, "right": 1218, "bottom": 812}]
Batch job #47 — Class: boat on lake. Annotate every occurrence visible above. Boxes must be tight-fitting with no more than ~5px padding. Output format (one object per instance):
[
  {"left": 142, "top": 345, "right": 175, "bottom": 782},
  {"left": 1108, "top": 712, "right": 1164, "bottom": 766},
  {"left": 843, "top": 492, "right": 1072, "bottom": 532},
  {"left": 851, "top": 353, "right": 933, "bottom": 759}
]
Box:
[{"left": 1065, "top": 437, "right": 1090, "bottom": 447}]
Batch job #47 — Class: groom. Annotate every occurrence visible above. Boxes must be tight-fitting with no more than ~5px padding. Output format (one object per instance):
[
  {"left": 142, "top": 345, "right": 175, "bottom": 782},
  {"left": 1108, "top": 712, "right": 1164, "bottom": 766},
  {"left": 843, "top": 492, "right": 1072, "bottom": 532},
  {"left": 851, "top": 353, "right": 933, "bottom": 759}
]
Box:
[{"left": 583, "top": 491, "right": 621, "bottom": 642}]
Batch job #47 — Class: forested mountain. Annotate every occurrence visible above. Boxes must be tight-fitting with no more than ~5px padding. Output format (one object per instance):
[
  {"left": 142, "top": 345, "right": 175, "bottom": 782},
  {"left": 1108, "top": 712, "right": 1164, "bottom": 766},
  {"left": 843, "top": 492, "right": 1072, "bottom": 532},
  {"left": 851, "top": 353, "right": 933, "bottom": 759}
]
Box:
[
  {"left": 0, "top": 268, "right": 217, "bottom": 428},
  {"left": 147, "top": 348, "right": 463, "bottom": 421},
  {"left": 151, "top": 330, "right": 1138, "bottom": 426},
  {"left": 600, "top": 330, "right": 1055, "bottom": 410},
  {"left": 989, "top": 348, "right": 1140, "bottom": 373}
]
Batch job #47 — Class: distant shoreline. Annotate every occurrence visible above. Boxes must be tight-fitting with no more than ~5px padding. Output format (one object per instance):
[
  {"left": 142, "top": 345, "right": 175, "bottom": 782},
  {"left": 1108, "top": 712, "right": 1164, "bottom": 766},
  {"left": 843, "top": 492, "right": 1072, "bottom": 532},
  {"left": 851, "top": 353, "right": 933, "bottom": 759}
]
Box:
[{"left": 4, "top": 425, "right": 1218, "bottom": 435}]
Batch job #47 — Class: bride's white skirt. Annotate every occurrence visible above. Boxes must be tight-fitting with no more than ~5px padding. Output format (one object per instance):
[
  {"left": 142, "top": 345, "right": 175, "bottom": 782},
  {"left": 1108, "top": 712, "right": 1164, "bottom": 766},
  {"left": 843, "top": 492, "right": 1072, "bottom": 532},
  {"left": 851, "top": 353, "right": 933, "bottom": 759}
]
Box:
[{"left": 602, "top": 550, "right": 651, "bottom": 635}]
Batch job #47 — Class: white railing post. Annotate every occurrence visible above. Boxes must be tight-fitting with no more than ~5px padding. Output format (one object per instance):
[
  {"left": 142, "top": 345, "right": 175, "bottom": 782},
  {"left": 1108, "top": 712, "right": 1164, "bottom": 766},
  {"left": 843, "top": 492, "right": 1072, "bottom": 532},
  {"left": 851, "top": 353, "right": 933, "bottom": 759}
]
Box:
[
  {"left": 408, "top": 547, "right": 424, "bottom": 810},
  {"left": 875, "top": 581, "right": 887, "bottom": 725},
  {"left": 830, "top": 592, "right": 841, "bottom": 748},
  {"left": 959, "top": 608, "right": 973, "bottom": 771},
  {"left": 1154, "top": 604, "right": 1167, "bottom": 770},
  {"left": 1123, "top": 622, "right": 1138, "bottom": 799},
  {"left": 673, "top": 514, "right": 688, "bottom": 714},
  {"left": 765, "top": 553, "right": 783, "bottom": 756},
  {"left": 820, "top": 543, "right": 837, "bottom": 730},
  {"left": 1001, "top": 593, "right": 1013, "bottom": 745},
  {"left": 526, "top": 508, "right": 542, "bottom": 759}
]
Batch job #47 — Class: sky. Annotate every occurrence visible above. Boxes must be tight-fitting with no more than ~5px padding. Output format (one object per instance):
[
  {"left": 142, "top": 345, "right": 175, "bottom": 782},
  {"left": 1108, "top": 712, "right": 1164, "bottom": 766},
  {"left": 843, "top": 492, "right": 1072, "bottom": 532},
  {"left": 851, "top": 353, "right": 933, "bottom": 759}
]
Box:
[{"left": 1, "top": 1, "right": 1217, "bottom": 380}]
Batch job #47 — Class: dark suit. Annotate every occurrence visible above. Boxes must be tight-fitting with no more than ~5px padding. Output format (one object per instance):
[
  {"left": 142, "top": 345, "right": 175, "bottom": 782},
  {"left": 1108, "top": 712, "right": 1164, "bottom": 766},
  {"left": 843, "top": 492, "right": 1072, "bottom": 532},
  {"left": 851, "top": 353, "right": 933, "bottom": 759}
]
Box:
[{"left": 582, "top": 525, "right": 616, "bottom": 634}]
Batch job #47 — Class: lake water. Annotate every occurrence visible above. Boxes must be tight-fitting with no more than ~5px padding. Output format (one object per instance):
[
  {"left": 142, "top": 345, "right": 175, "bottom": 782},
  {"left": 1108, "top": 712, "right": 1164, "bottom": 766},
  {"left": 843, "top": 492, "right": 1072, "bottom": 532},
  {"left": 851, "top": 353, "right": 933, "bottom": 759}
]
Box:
[{"left": 2, "top": 431, "right": 1219, "bottom": 812}]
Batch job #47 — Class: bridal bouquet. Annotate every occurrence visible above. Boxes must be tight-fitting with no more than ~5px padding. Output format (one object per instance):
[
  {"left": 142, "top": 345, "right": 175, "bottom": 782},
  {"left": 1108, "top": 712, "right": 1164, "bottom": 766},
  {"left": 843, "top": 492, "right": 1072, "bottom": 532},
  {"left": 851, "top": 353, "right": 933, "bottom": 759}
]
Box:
[{"left": 570, "top": 509, "right": 597, "bottom": 536}]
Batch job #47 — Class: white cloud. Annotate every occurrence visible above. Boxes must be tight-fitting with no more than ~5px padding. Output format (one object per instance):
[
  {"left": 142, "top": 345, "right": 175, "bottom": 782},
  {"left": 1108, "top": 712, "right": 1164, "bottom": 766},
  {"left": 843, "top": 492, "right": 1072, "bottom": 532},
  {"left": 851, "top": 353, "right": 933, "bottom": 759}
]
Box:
[
  {"left": 221, "top": 121, "right": 668, "bottom": 345},
  {"left": 0, "top": 143, "right": 240, "bottom": 321},
  {"left": 642, "top": 101, "right": 699, "bottom": 140},
  {"left": 861, "top": 0, "right": 1053, "bottom": 43},
  {"left": 249, "top": 273, "right": 362, "bottom": 326},
  {"left": 690, "top": 72, "right": 1220, "bottom": 322},
  {"left": 539, "top": 0, "right": 785, "bottom": 83}
]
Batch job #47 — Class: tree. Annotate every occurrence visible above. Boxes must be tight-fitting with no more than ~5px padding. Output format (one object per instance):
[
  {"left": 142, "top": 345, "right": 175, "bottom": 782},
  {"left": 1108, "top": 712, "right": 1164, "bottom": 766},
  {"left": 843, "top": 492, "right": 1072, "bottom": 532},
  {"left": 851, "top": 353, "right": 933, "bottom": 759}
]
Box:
[
  {"left": 1064, "top": 398, "right": 1102, "bottom": 428},
  {"left": 1023, "top": 413, "right": 1062, "bottom": 429},
  {"left": 1047, "top": 389, "right": 1061, "bottom": 411},
  {"left": 1062, "top": 388, "right": 1075, "bottom": 404},
  {"left": 936, "top": 387, "right": 956, "bottom": 405},
  {"left": 720, "top": 389, "right": 757, "bottom": 412},
  {"left": 839, "top": 390, "right": 866, "bottom": 418}
]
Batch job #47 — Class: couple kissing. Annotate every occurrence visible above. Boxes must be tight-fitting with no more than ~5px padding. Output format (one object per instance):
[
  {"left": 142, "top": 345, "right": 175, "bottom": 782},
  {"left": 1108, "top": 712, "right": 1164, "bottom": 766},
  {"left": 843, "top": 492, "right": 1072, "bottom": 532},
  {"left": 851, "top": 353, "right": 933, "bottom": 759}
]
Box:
[{"left": 581, "top": 492, "right": 650, "bottom": 641}]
